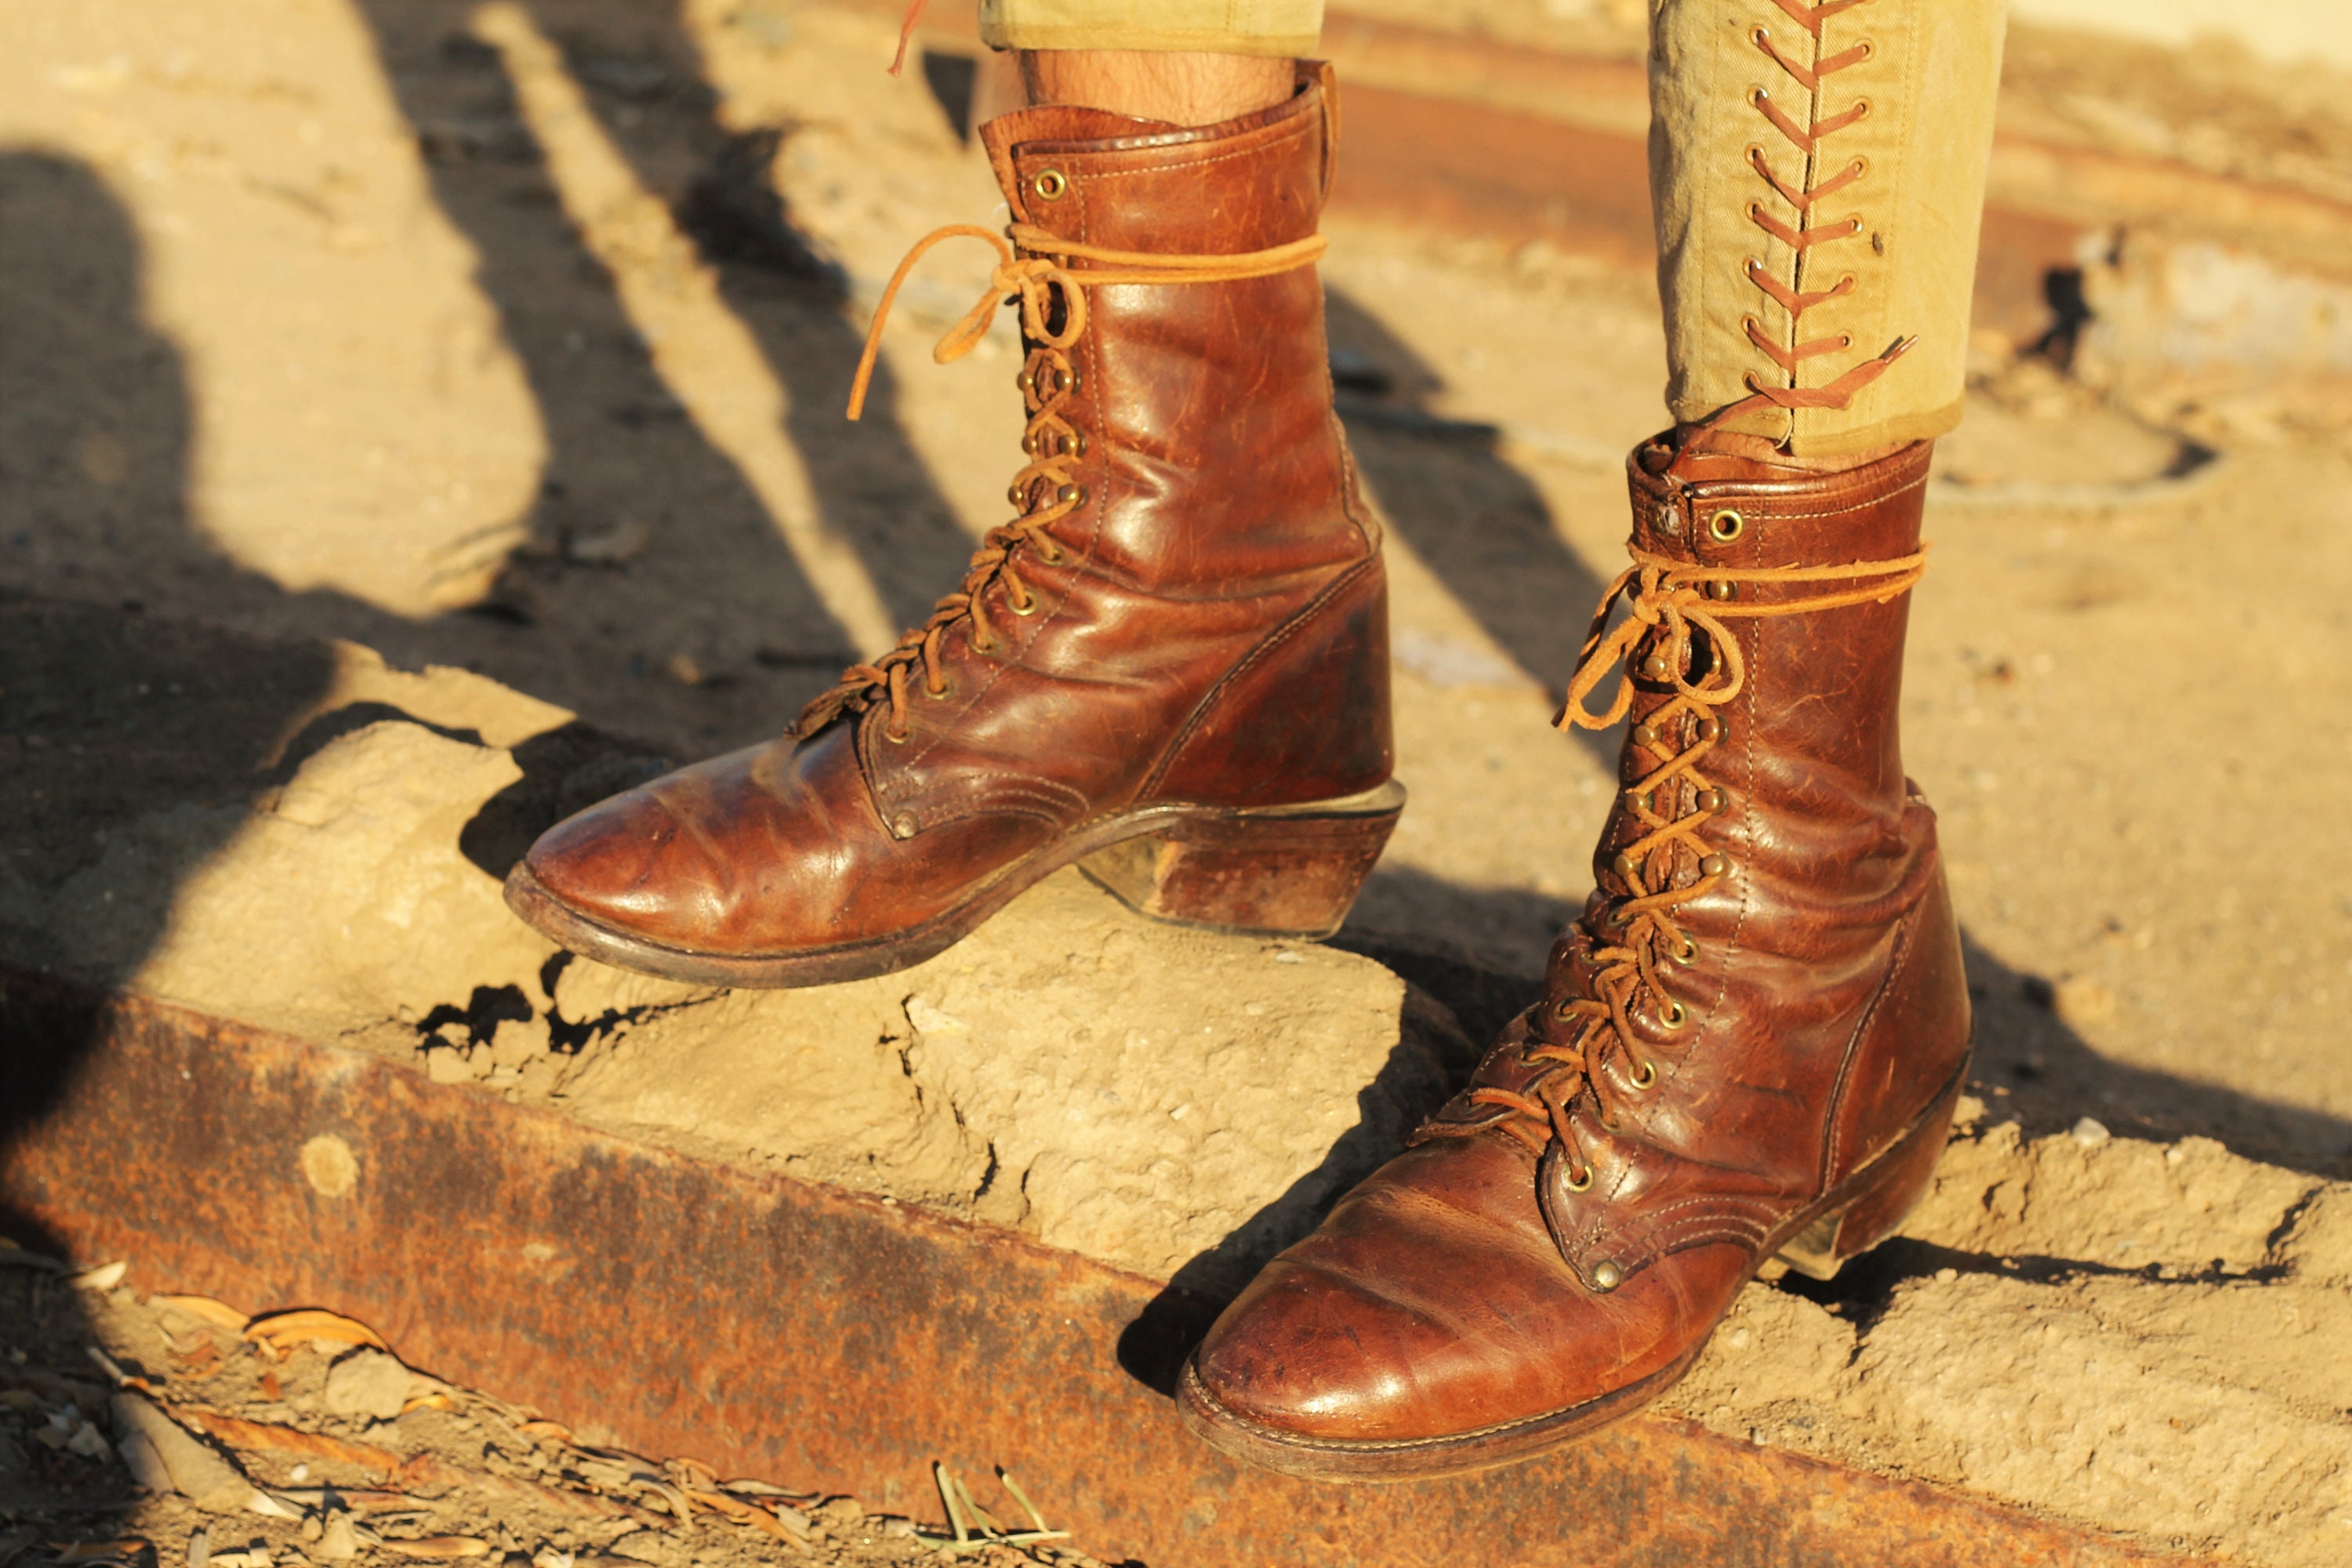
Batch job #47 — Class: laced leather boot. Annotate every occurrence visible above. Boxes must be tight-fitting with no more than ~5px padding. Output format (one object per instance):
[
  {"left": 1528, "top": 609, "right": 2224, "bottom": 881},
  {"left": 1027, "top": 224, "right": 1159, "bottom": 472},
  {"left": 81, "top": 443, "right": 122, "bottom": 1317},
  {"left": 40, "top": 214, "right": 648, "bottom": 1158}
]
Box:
[
  {"left": 506, "top": 73, "right": 1399, "bottom": 988},
  {"left": 1178, "top": 436, "right": 1969, "bottom": 1479}
]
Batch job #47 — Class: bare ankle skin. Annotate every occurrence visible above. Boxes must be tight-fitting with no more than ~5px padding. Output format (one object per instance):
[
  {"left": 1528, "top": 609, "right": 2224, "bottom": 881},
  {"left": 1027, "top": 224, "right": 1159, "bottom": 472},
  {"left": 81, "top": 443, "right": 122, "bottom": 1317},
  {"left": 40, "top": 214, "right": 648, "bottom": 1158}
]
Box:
[{"left": 1018, "top": 49, "right": 1294, "bottom": 126}]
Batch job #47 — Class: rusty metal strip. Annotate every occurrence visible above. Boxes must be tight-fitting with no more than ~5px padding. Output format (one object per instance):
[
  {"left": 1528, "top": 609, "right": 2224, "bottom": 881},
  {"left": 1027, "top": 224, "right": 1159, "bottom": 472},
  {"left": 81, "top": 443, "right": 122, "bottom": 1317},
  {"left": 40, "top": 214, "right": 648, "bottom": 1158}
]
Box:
[{"left": 0, "top": 970, "right": 2209, "bottom": 1567}]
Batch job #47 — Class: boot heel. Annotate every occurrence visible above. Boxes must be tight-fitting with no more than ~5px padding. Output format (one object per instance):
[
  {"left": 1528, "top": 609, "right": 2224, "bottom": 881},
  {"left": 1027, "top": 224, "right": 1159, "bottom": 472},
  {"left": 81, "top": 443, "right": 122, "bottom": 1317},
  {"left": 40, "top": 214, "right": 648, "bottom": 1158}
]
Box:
[
  {"left": 1777, "top": 1072, "right": 1964, "bottom": 1281},
  {"left": 1080, "top": 780, "right": 1406, "bottom": 938}
]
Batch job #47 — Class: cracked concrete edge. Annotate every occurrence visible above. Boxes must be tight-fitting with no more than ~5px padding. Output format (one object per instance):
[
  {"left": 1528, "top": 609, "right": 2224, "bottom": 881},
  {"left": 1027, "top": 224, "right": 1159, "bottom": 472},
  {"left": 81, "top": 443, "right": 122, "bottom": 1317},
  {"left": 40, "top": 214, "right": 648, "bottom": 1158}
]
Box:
[{"left": 13, "top": 664, "right": 2350, "bottom": 1564}]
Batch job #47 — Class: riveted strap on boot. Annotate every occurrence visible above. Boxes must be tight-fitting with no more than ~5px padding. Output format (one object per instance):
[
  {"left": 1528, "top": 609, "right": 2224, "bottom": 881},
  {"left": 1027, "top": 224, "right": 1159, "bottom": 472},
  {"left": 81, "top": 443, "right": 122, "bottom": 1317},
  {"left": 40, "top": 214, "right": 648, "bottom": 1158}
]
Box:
[
  {"left": 787, "top": 223, "right": 1328, "bottom": 742},
  {"left": 1423, "top": 545, "right": 1924, "bottom": 1178}
]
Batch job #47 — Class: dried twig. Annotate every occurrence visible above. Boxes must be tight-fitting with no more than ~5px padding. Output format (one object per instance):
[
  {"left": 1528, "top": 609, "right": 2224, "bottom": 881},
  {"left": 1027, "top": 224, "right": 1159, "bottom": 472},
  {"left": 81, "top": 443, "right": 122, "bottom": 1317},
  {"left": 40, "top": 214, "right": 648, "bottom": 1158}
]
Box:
[
  {"left": 166, "top": 1407, "right": 662, "bottom": 1526},
  {"left": 241, "top": 1312, "right": 387, "bottom": 1356}
]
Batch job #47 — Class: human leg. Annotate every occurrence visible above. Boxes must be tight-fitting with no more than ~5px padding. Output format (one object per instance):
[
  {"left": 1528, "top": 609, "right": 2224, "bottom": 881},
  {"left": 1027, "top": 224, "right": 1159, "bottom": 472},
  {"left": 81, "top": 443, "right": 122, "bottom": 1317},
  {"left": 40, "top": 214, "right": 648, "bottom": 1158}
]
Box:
[{"left": 1181, "top": 0, "right": 2004, "bottom": 1477}]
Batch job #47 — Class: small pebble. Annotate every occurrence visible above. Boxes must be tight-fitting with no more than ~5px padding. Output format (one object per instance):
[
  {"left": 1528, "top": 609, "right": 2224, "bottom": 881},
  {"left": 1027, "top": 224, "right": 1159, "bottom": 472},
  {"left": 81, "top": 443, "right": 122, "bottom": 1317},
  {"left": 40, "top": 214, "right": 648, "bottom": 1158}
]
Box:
[
  {"left": 317, "top": 1517, "right": 357, "bottom": 1563},
  {"left": 2071, "top": 1116, "right": 2111, "bottom": 1149},
  {"left": 323, "top": 1347, "right": 413, "bottom": 1421},
  {"left": 1934, "top": 1266, "right": 1959, "bottom": 1284}
]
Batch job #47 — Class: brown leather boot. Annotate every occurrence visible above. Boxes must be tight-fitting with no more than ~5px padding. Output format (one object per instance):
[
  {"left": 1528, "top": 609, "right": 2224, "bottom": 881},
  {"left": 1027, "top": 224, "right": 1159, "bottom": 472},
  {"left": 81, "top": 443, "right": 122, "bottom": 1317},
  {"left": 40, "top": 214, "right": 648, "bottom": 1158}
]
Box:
[
  {"left": 1178, "top": 436, "right": 1969, "bottom": 1480},
  {"left": 506, "top": 74, "right": 1399, "bottom": 988}
]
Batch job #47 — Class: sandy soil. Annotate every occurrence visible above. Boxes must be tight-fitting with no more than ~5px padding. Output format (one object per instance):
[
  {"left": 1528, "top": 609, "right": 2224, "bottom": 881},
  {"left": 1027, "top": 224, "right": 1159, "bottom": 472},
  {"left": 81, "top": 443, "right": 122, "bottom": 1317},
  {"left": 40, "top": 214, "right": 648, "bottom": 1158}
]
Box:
[
  {"left": 5, "top": 0, "right": 2352, "bottom": 1561},
  {"left": 5, "top": 0, "right": 2347, "bottom": 1171},
  {"left": 1, "top": 1254, "right": 1112, "bottom": 1568}
]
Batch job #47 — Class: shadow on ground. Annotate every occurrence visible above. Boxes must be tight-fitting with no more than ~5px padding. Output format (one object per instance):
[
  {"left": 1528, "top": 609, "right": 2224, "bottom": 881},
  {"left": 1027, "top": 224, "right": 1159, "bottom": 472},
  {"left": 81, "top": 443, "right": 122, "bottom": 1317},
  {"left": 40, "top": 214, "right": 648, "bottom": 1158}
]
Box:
[{"left": 5, "top": 41, "right": 2347, "bottom": 1436}]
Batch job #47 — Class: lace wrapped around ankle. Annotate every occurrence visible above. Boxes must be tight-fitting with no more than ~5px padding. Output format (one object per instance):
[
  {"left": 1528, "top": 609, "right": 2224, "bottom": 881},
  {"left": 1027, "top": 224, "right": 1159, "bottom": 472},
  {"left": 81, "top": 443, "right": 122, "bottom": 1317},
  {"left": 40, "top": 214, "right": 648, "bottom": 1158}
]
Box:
[
  {"left": 1418, "top": 543, "right": 1926, "bottom": 1184},
  {"left": 788, "top": 223, "right": 1327, "bottom": 742}
]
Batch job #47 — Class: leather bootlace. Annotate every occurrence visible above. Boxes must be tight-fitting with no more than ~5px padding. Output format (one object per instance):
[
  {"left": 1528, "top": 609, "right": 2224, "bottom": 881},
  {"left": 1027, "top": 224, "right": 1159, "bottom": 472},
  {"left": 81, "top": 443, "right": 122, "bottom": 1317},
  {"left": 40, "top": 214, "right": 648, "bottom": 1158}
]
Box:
[
  {"left": 788, "top": 223, "right": 1327, "bottom": 742},
  {"left": 1450, "top": 545, "right": 1925, "bottom": 1181}
]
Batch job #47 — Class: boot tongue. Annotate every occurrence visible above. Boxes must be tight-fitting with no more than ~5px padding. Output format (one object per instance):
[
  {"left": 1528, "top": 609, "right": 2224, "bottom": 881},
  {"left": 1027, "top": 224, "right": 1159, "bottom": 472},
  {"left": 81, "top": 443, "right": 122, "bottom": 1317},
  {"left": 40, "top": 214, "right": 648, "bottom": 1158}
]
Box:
[{"left": 978, "top": 104, "right": 1180, "bottom": 216}]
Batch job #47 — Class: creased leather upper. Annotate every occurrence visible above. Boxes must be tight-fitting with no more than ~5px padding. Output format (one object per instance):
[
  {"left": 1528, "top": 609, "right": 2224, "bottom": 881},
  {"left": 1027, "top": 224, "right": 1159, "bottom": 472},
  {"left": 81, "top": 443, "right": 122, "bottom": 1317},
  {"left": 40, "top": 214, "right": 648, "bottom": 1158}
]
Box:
[
  {"left": 1191, "top": 437, "right": 1969, "bottom": 1444},
  {"left": 520, "top": 75, "right": 1392, "bottom": 959}
]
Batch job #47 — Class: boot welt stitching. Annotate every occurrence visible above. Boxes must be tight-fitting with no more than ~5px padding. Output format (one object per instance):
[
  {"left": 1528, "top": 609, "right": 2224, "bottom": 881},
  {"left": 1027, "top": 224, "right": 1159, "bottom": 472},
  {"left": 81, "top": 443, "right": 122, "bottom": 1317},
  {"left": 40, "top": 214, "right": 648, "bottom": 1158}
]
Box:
[
  {"left": 1646, "top": 466, "right": 1930, "bottom": 526},
  {"left": 1181, "top": 1352, "right": 1693, "bottom": 1456},
  {"left": 1818, "top": 906, "right": 1920, "bottom": 1185}
]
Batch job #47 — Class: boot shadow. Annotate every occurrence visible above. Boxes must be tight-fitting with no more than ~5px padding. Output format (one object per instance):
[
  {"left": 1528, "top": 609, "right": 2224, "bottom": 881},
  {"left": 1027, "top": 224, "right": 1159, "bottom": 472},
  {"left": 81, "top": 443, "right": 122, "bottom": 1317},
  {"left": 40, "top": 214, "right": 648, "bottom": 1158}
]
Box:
[{"left": 1321, "top": 285, "right": 1623, "bottom": 768}]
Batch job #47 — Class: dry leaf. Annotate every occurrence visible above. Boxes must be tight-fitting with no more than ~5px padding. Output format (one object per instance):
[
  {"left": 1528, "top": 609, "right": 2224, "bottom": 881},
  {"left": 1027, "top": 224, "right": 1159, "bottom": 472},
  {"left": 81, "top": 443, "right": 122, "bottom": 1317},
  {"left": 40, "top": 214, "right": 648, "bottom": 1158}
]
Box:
[
  {"left": 378, "top": 1540, "right": 488, "bottom": 1560},
  {"left": 178, "top": 1410, "right": 403, "bottom": 1476},
  {"left": 241, "top": 1310, "right": 389, "bottom": 1356},
  {"left": 70, "top": 1261, "right": 129, "bottom": 1291},
  {"left": 155, "top": 1297, "right": 252, "bottom": 1333},
  {"left": 514, "top": 1420, "right": 572, "bottom": 1443}
]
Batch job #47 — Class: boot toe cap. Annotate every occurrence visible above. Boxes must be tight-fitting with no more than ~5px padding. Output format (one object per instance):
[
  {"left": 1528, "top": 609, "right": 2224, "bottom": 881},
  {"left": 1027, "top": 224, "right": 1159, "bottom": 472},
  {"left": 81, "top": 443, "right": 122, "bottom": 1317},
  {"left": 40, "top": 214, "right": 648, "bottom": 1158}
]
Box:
[
  {"left": 1189, "top": 1146, "right": 1593, "bottom": 1446},
  {"left": 517, "top": 779, "right": 722, "bottom": 949}
]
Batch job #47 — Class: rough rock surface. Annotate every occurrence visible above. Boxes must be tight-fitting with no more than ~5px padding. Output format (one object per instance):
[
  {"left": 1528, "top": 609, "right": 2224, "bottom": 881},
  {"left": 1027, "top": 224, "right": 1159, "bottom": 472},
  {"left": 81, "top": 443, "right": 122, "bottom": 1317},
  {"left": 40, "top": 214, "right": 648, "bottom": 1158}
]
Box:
[
  {"left": 1657, "top": 1102, "right": 2352, "bottom": 1568},
  {"left": 35, "top": 652, "right": 1472, "bottom": 1297},
  {"left": 25, "top": 648, "right": 2352, "bottom": 1563}
]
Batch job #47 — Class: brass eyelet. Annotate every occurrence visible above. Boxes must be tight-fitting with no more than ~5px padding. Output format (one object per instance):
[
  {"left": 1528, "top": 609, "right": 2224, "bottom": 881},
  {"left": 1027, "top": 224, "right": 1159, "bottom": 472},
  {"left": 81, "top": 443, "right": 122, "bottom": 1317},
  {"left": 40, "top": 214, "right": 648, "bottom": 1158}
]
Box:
[
  {"left": 1658, "top": 1000, "right": 1688, "bottom": 1029},
  {"left": 1055, "top": 482, "right": 1088, "bottom": 508},
  {"left": 1630, "top": 1058, "right": 1658, "bottom": 1090},
  {"left": 1032, "top": 541, "right": 1066, "bottom": 567},
  {"left": 1706, "top": 579, "right": 1739, "bottom": 601},
  {"left": 1693, "top": 716, "right": 1723, "bottom": 743},
  {"left": 925, "top": 679, "right": 952, "bottom": 700},
  {"left": 1007, "top": 591, "right": 1039, "bottom": 617},
  {"left": 1698, "top": 854, "right": 1730, "bottom": 879},
  {"left": 1669, "top": 936, "right": 1699, "bottom": 965},
  {"left": 1061, "top": 429, "right": 1087, "bottom": 458},
  {"left": 1564, "top": 1164, "right": 1594, "bottom": 1193},
  {"left": 1032, "top": 169, "right": 1069, "bottom": 201},
  {"left": 884, "top": 724, "right": 911, "bottom": 746},
  {"left": 1708, "top": 509, "right": 1745, "bottom": 542}
]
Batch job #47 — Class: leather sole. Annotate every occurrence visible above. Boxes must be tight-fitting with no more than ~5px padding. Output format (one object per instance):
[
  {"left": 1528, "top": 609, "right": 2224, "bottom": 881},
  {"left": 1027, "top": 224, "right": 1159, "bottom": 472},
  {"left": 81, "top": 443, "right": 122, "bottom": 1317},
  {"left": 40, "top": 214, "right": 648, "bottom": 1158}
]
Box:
[
  {"left": 503, "top": 779, "right": 1405, "bottom": 990},
  {"left": 1173, "top": 1065, "right": 1968, "bottom": 1483}
]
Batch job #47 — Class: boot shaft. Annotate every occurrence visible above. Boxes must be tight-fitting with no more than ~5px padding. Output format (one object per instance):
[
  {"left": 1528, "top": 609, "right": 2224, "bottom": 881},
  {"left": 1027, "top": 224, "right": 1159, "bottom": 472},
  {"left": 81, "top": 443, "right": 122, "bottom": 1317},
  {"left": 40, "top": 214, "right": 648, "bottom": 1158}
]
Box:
[
  {"left": 978, "top": 78, "right": 1369, "bottom": 595},
  {"left": 1616, "top": 439, "right": 1928, "bottom": 859}
]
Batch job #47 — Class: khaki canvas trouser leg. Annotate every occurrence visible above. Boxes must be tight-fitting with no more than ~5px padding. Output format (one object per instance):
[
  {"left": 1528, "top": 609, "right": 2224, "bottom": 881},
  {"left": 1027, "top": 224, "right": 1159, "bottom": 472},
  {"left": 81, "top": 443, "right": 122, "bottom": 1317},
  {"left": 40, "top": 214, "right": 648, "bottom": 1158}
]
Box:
[
  {"left": 978, "top": 0, "right": 2006, "bottom": 456},
  {"left": 978, "top": 0, "right": 1322, "bottom": 57},
  {"left": 1651, "top": 0, "right": 2006, "bottom": 454}
]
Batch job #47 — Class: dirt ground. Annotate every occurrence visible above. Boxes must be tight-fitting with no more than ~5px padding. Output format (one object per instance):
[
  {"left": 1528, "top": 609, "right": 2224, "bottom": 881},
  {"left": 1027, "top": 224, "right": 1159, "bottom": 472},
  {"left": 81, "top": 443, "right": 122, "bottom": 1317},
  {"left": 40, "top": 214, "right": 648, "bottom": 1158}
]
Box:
[
  {"left": 5, "top": 0, "right": 2349, "bottom": 1165},
  {"left": 5, "top": 0, "right": 2352, "bottom": 1561},
  {"left": 0, "top": 1251, "right": 1116, "bottom": 1568}
]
